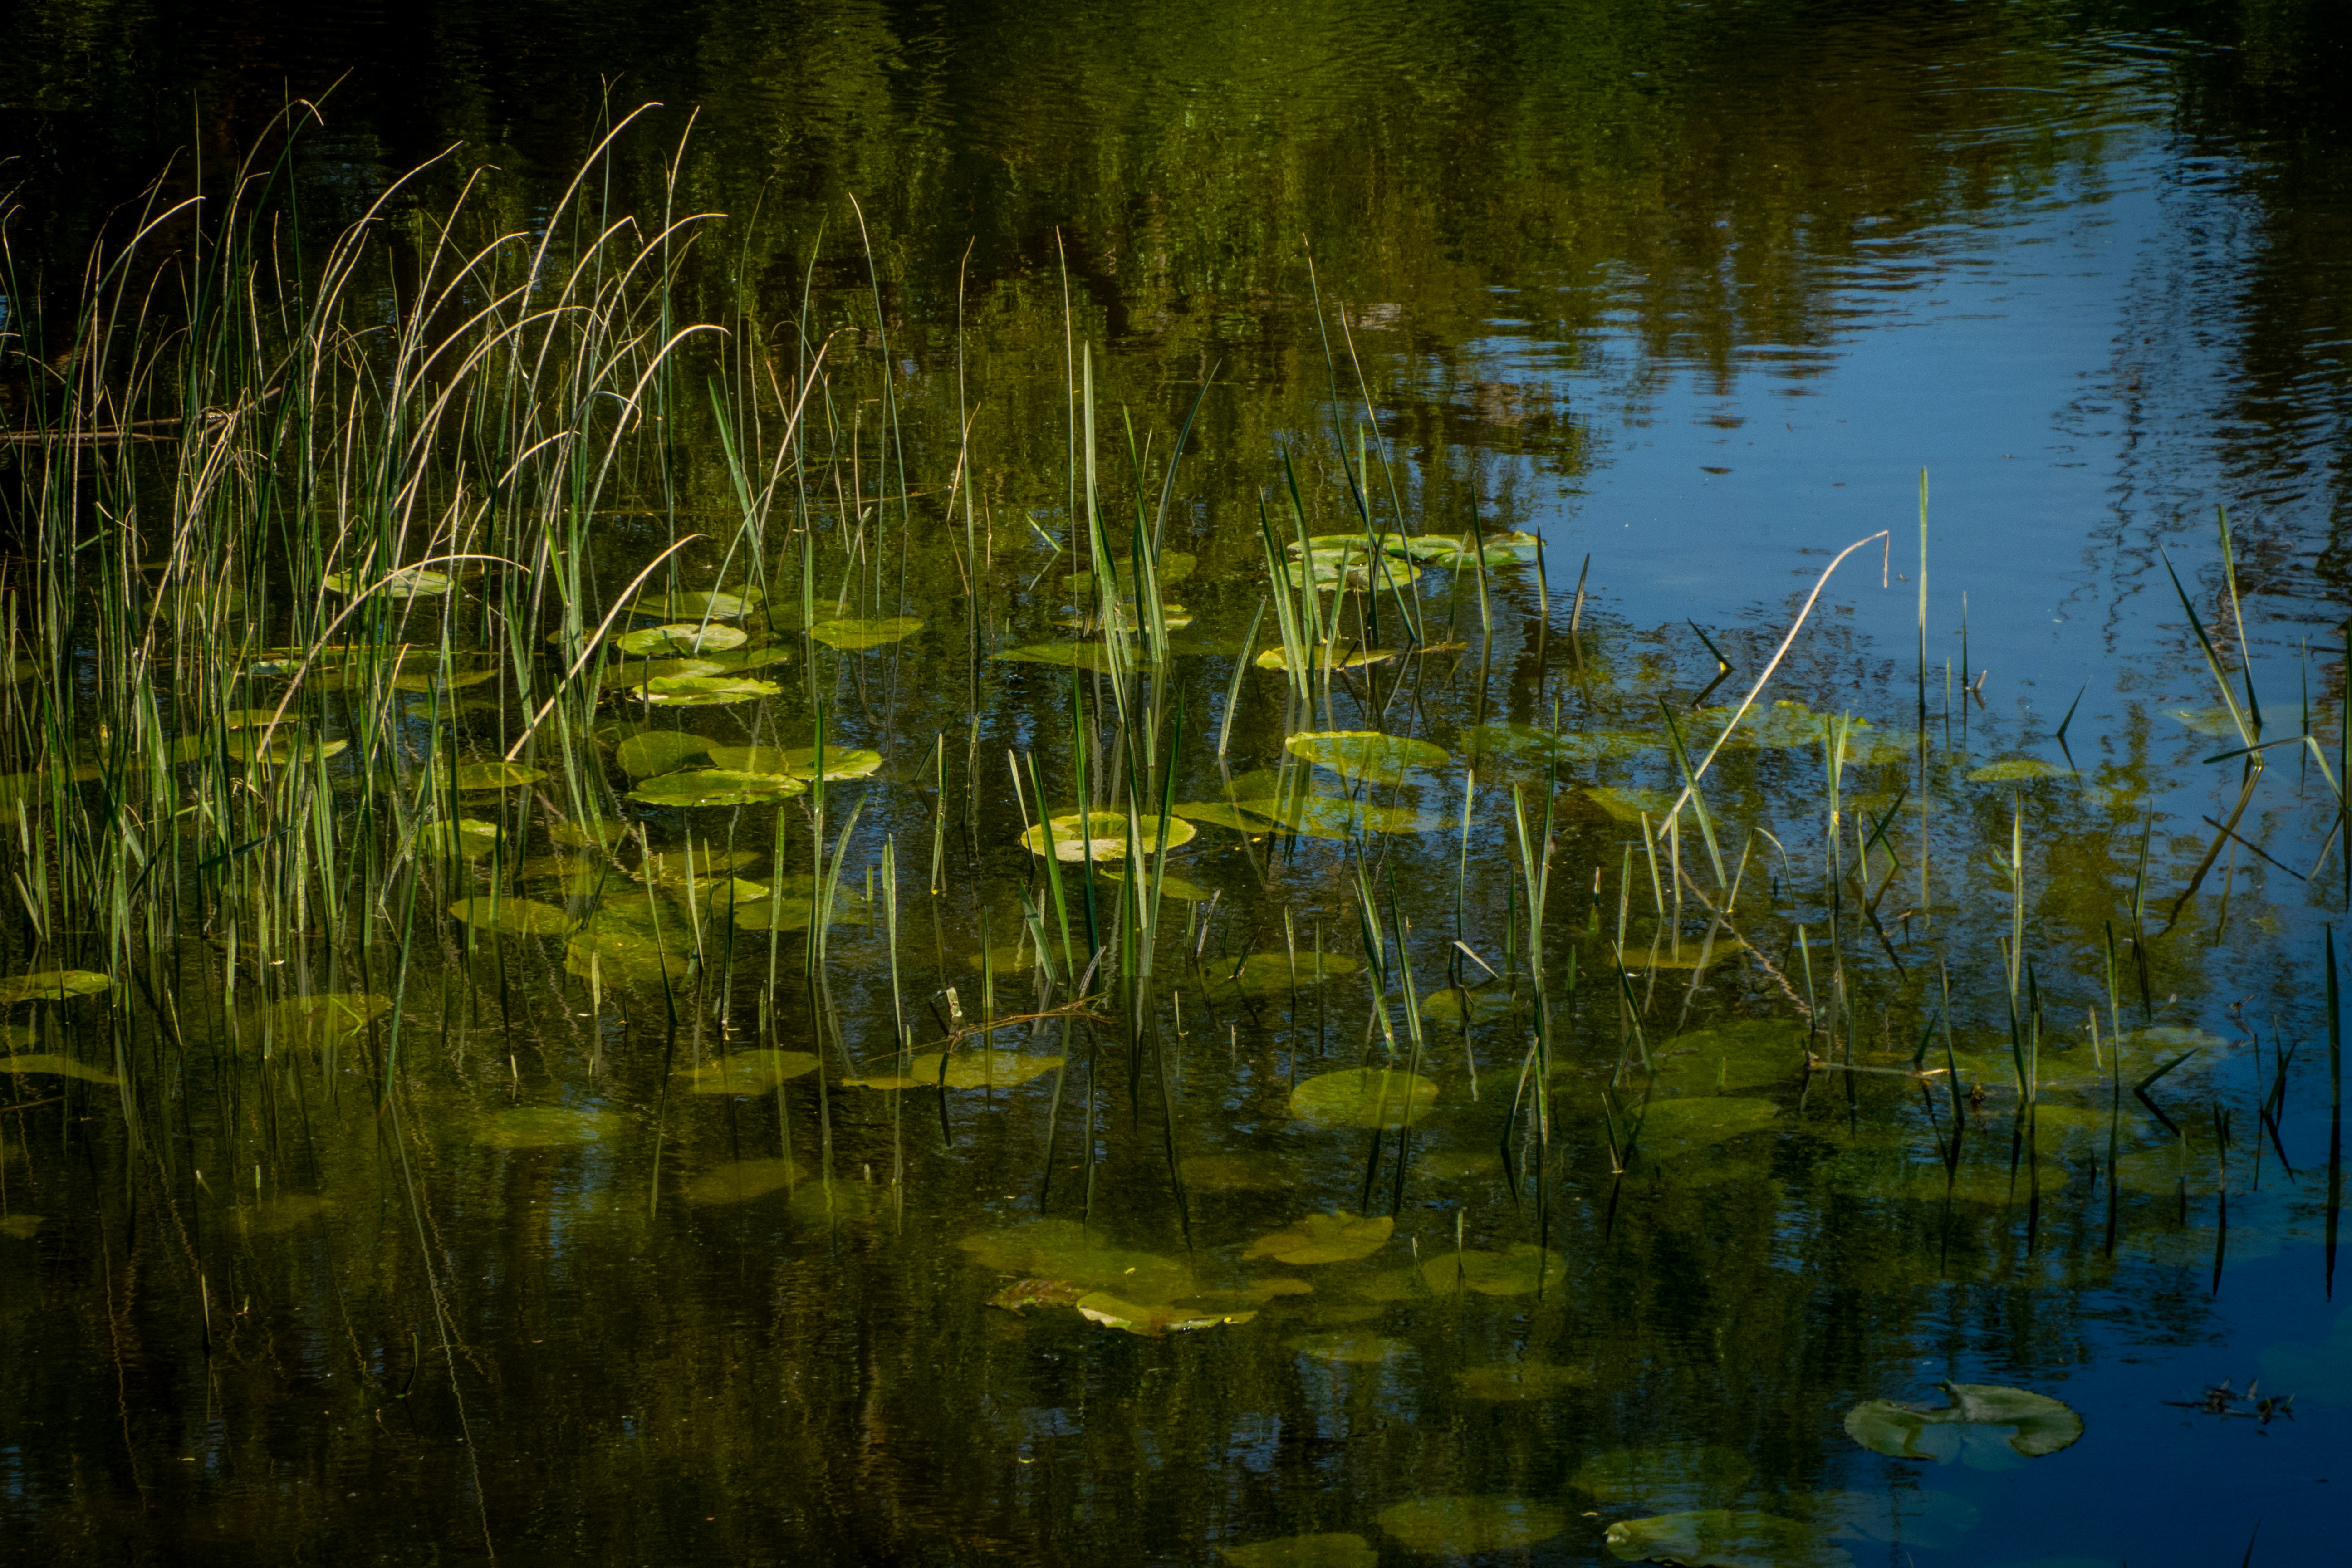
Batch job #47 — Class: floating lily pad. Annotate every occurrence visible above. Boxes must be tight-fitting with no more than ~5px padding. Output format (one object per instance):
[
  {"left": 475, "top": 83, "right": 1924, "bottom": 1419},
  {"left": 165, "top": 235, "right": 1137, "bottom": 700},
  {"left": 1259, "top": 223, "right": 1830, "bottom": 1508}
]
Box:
[
  {"left": 417, "top": 817, "right": 502, "bottom": 859},
  {"left": 1843, "top": 1383, "right": 2083, "bottom": 1466},
  {"left": 808, "top": 616, "right": 923, "bottom": 651},
  {"left": 1245, "top": 1212, "right": 1394, "bottom": 1265},
  {"left": 615, "top": 730, "right": 710, "bottom": 777},
  {"left": 447, "top": 897, "right": 577, "bottom": 937},
  {"left": 1019, "top": 810, "right": 1196, "bottom": 862},
  {"left": 324, "top": 564, "right": 453, "bottom": 598},
  {"left": 705, "top": 744, "right": 883, "bottom": 780},
  {"left": 600, "top": 657, "right": 724, "bottom": 692},
  {"left": 1642, "top": 1020, "right": 1807, "bottom": 1093},
  {"left": 614, "top": 621, "right": 749, "bottom": 657},
  {"left": 0, "top": 971, "right": 113, "bottom": 1007},
  {"left": 1076, "top": 1292, "right": 1255, "bottom": 1336},
  {"left": 225, "top": 732, "right": 348, "bottom": 767},
  {"left": 475, "top": 1107, "right": 619, "bottom": 1149},
  {"left": 1290, "top": 1067, "right": 1438, "bottom": 1128},
  {"left": 1284, "top": 730, "right": 1449, "bottom": 785},
  {"left": 990, "top": 642, "right": 1122, "bottom": 671},
  {"left": 630, "top": 769, "right": 808, "bottom": 807},
  {"left": 1421, "top": 984, "right": 1517, "bottom": 1025},
  {"left": 0, "top": 1052, "right": 120, "bottom": 1085},
  {"left": 1376, "top": 1496, "right": 1565, "bottom": 1556},
  {"left": 679, "top": 1049, "right": 820, "bottom": 1095},
  {"left": 1255, "top": 645, "right": 1398, "bottom": 673},
  {"left": 1097, "top": 867, "right": 1219, "bottom": 902},
  {"left": 855, "top": 1050, "right": 1063, "bottom": 1090},
  {"left": 641, "top": 848, "right": 759, "bottom": 882},
  {"left": 449, "top": 761, "right": 544, "bottom": 791},
  {"left": 1603, "top": 1510, "right": 1852, "bottom": 1568},
  {"left": 640, "top": 676, "right": 783, "bottom": 707},
  {"left": 681, "top": 1156, "right": 799, "bottom": 1205},
  {"left": 1288, "top": 1331, "right": 1406, "bottom": 1364},
  {"left": 1965, "top": 757, "right": 2065, "bottom": 784},
  {"left": 1575, "top": 1445, "right": 1753, "bottom": 1510},
  {"left": 957, "top": 1218, "right": 1192, "bottom": 1301},
  {"left": 1417, "top": 1242, "right": 1565, "bottom": 1296},
  {"left": 988, "top": 1278, "right": 1093, "bottom": 1312},
  {"left": 1816, "top": 1488, "right": 1981, "bottom": 1550},
  {"left": 1454, "top": 1360, "right": 1591, "bottom": 1401},
  {"left": 642, "top": 588, "right": 760, "bottom": 620},
  {"left": 564, "top": 930, "right": 692, "bottom": 986},
  {"left": 1218, "top": 1534, "right": 1378, "bottom": 1568},
  {"left": 1630, "top": 1097, "right": 1779, "bottom": 1160},
  {"left": 1197, "top": 951, "right": 1360, "bottom": 1001}
]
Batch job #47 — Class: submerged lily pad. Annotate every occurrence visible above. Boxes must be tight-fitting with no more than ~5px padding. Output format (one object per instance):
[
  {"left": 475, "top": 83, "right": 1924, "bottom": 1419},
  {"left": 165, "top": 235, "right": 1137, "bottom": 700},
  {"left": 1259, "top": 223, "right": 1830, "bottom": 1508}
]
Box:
[
  {"left": 957, "top": 1218, "right": 1192, "bottom": 1301},
  {"left": 447, "top": 897, "right": 577, "bottom": 937},
  {"left": 226, "top": 732, "right": 349, "bottom": 767},
  {"left": 1196, "top": 951, "right": 1360, "bottom": 1001},
  {"left": 1843, "top": 1383, "right": 2083, "bottom": 1466},
  {"left": 629, "top": 769, "right": 808, "bottom": 807},
  {"left": 640, "top": 676, "right": 783, "bottom": 707},
  {"left": 1019, "top": 811, "right": 1196, "bottom": 862},
  {"left": 614, "top": 621, "right": 749, "bottom": 657},
  {"left": 990, "top": 642, "right": 1122, "bottom": 672},
  {"left": 681, "top": 1156, "right": 799, "bottom": 1205},
  {"left": 1288, "top": 1331, "right": 1407, "bottom": 1364},
  {"left": 679, "top": 1049, "right": 820, "bottom": 1095},
  {"left": 1575, "top": 1445, "right": 1754, "bottom": 1510},
  {"left": 1063, "top": 551, "right": 1197, "bottom": 597},
  {"left": 0, "top": 1052, "right": 120, "bottom": 1085},
  {"left": 417, "top": 817, "right": 502, "bottom": 859},
  {"left": 1454, "top": 1360, "right": 1591, "bottom": 1401},
  {"left": 1642, "top": 1019, "right": 1807, "bottom": 1093},
  {"left": 1603, "top": 1510, "right": 1852, "bottom": 1568},
  {"left": 1076, "top": 1292, "right": 1255, "bottom": 1336},
  {"left": 704, "top": 744, "right": 883, "bottom": 781},
  {"left": 1245, "top": 1212, "right": 1395, "bottom": 1265},
  {"left": 450, "top": 761, "right": 545, "bottom": 791},
  {"left": 244, "top": 992, "right": 392, "bottom": 1051},
  {"left": 808, "top": 616, "right": 923, "bottom": 650},
  {"left": 1284, "top": 730, "right": 1450, "bottom": 785},
  {"left": 475, "top": 1106, "right": 619, "bottom": 1149},
  {"left": 564, "top": 930, "right": 692, "bottom": 986},
  {"left": 1290, "top": 1067, "right": 1438, "bottom": 1128},
  {"left": 1218, "top": 1534, "right": 1378, "bottom": 1568},
  {"left": 1965, "top": 756, "right": 2065, "bottom": 784},
  {"left": 1630, "top": 1097, "right": 1779, "bottom": 1160},
  {"left": 643, "top": 588, "right": 760, "bottom": 621},
  {"left": 324, "top": 564, "right": 453, "bottom": 598},
  {"left": 726, "top": 877, "right": 872, "bottom": 931},
  {"left": 988, "top": 1278, "right": 1092, "bottom": 1313},
  {"left": 1582, "top": 784, "right": 1677, "bottom": 822},
  {"left": 1178, "top": 1152, "right": 1294, "bottom": 1191},
  {"left": 856, "top": 1050, "right": 1063, "bottom": 1090},
  {"left": 0, "top": 971, "right": 113, "bottom": 1007},
  {"left": 1417, "top": 1243, "right": 1565, "bottom": 1296},
  {"left": 1420, "top": 984, "right": 1517, "bottom": 1026},
  {"left": 614, "top": 730, "right": 710, "bottom": 777},
  {"left": 1376, "top": 1496, "right": 1565, "bottom": 1555}
]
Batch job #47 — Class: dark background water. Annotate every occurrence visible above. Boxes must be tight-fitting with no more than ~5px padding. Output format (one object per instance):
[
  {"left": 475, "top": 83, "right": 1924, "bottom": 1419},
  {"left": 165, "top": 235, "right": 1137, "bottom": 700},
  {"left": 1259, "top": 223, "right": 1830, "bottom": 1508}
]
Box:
[{"left": 4, "top": 4, "right": 2351, "bottom": 1565}]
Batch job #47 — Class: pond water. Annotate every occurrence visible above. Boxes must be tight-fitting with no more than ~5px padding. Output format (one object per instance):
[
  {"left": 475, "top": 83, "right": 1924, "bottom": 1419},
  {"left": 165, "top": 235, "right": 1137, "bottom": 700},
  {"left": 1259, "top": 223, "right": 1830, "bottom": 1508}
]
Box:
[{"left": 2, "top": 3, "right": 2348, "bottom": 1564}]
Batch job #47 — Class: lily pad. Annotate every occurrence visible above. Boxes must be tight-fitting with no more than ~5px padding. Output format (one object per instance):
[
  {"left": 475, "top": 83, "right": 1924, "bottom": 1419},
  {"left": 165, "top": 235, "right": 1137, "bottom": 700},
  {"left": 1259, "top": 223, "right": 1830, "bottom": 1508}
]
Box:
[
  {"left": 450, "top": 761, "right": 545, "bottom": 791},
  {"left": 1965, "top": 757, "right": 2065, "bottom": 784},
  {"left": 447, "top": 897, "right": 577, "bottom": 937},
  {"left": 1255, "top": 645, "right": 1398, "bottom": 673},
  {"left": 988, "top": 1278, "right": 1092, "bottom": 1313},
  {"left": 417, "top": 817, "right": 502, "bottom": 859},
  {"left": 956, "top": 1218, "right": 1192, "bottom": 1302},
  {"left": 808, "top": 616, "right": 923, "bottom": 651},
  {"left": 225, "top": 732, "right": 348, "bottom": 767},
  {"left": 642, "top": 588, "right": 760, "bottom": 620},
  {"left": 1290, "top": 1067, "right": 1438, "bottom": 1128},
  {"left": 1075, "top": 1292, "right": 1255, "bottom": 1336},
  {"left": 243, "top": 992, "right": 392, "bottom": 1051},
  {"left": 727, "top": 878, "right": 872, "bottom": 931},
  {"left": 0, "top": 971, "right": 113, "bottom": 1007},
  {"left": 564, "top": 930, "right": 692, "bottom": 987},
  {"left": 600, "top": 657, "right": 724, "bottom": 692},
  {"left": 1376, "top": 1496, "right": 1565, "bottom": 1556},
  {"left": 630, "top": 769, "right": 808, "bottom": 807},
  {"left": 324, "top": 564, "right": 452, "bottom": 598},
  {"left": 1421, "top": 984, "right": 1517, "bottom": 1026},
  {"left": 0, "top": 1052, "right": 120, "bottom": 1085},
  {"left": 858, "top": 1050, "right": 1063, "bottom": 1090},
  {"left": 681, "top": 1156, "right": 799, "bottom": 1205},
  {"left": 640, "top": 676, "right": 783, "bottom": 707},
  {"left": 1196, "top": 951, "right": 1360, "bottom": 1000},
  {"left": 1842, "top": 1383, "right": 2083, "bottom": 1465},
  {"left": 1063, "top": 552, "right": 1198, "bottom": 597},
  {"left": 1583, "top": 784, "right": 1677, "bottom": 822},
  {"left": 1630, "top": 1097, "right": 1779, "bottom": 1160},
  {"left": 990, "top": 642, "right": 1122, "bottom": 672},
  {"left": 475, "top": 1106, "right": 619, "bottom": 1149},
  {"left": 1642, "top": 1020, "right": 1807, "bottom": 1093},
  {"left": 614, "top": 622, "right": 749, "bottom": 657},
  {"left": 615, "top": 730, "right": 710, "bottom": 777},
  {"left": 1219, "top": 1534, "right": 1378, "bottom": 1568},
  {"left": 1574, "top": 1445, "right": 1753, "bottom": 1509},
  {"left": 1244, "top": 1212, "right": 1394, "bottom": 1265},
  {"left": 678, "top": 1049, "right": 820, "bottom": 1095},
  {"left": 1416, "top": 1242, "right": 1565, "bottom": 1296},
  {"left": 1603, "top": 1510, "right": 1851, "bottom": 1568},
  {"left": 1284, "top": 730, "right": 1450, "bottom": 785},
  {"left": 705, "top": 744, "right": 883, "bottom": 781},
  {"left": 1453, "top": 1360, "right": 1590, "bottom": 1401},
  {"left": 548, "top": 819, "right": 629, "bottom": 850},
  {"left": 1019, "top": 811, "right": 1196, "bottom": 862}
]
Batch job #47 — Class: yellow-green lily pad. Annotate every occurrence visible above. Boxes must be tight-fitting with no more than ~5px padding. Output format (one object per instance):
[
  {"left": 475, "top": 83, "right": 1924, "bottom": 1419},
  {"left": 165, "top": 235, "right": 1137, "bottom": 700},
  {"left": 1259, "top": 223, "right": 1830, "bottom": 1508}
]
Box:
[
  {"left": 1843, "top": 1383, "right": 2082, "bottom": 1465},
  {"left": 1076, "top": 1292, "right": 1255, "bottom": 1336},
  {"left": 630, "top": 769, "right": 808, "bottom": 807},
  {"left": 1284, "top": 730, "right": 1449, "bottom": 784},
  {"left": 0, "top": 1052, "right": 119, "bottom": 1084},
  {"left": 1376, "top": 1496, "right": 1565, "bottom": 1555},
  {"left": 808, "top": 616, "right": 923, "bottom": 651},
  {"left": 1965, "top": 756, "right": 2066, "bottom": 784},
  {"left": 475, "top": 1106, "right": 619, "bottom": 1149},
  {"left": 447, "top": 897, "right": 577, "bottom": 937},
  {"left": 614, "top": 622, "right": 748, "bottom": 657},
  {"left": 1019, "top": 810, "right": 1195, "bottom": 862},
  {"left": 678, "top": 1049, "right": 819, "bottom": 1094},
  {"left": 1244, "top": 1212, "right": 1394, "bottom": 1265},
  {"left": 705, "top": 744, "right": 882, "bottom": 780},
  {"left": 0, "top": 971, "right": 113, "bottom": 1007},
  {"left": 614, "top": 730, "right": 709, "bottom": 777},
  {"left": 1417, "top": 1242, "right": 1565, "bottom": 1296},
  {"left": 639, "top": 676, "right": 783, "bottom": 707},
  {"left": 449, "top": 761, "right": 544, "bottom": 791},
  {"left": 1289, "top": 1067, "right": 1438, "bottom": 1128},
  {"left": 682, "top": 1156, "right": 799, "bottom": 1205}
]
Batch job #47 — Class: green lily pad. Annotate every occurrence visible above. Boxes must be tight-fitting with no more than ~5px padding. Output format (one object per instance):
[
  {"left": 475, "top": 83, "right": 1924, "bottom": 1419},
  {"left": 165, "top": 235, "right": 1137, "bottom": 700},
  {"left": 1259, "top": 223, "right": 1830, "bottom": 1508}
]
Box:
[
  {"left": 642, "top": 589, "right": 760, "bottom": 620},
  {"left": 1420, "top": 984, "right": 1517, "bottom": 1025},
  {"left": 323, "top": 564, "right": 453, "bottom": 598},
  {"left": 681, "top": 1156, "right": 799, "bottom": 1205},
  {"left": 1691, "top": 699, "right": 1852, "bottom": 752},
  {"left": 678, "top": 1049, "right": 820, "bottom": 1094},
  {"left": 1630, "top": 1097, "right": 1779, "bottom": 1159},
  {"left": 615, "top": 730, "right": 710, "bottom": 777},
  {"left": 1575, "top": 1445, "right": 1753, "bottom": 1509},
  {"left": 0, "top": 1052, "right": 120, "bottom": 1085},
  {"left": 1096, "top": 867, "right": 1219, "bottom": 902},
  {"left": 1063, "top": 551, "right": 1198, "bottom": 595},
  {"left": 1290, "top": 1068, "right": 1438, "bottom": 1128},
  {"left": 1642, "top": 1020, "right": 1807, "bottom": 1093},
  {"left": 564, "top": 930, "right": 692, "bottom": 986},
  {"left": 449, "top": 761, "right": 544, "bottom": 791},
  {"left": 0, "top": 971, "right": 113, "bottom": 1007},
  {"left": 1376, "top": 1496, "right": 1565, "bottom": 1555},
  {"left": 1965, "top": 757, "right": 2065, "bottom": 784},
  {"left": 1076, "top": 1292, "right": 1255, "bottom": 1336},
  {"left": 1219, "top": 1534, "right": 1378, "bottom": 1568},
  {"left": 630, "top": 769, "right": 808, "bottom": 807},
  {"left": 614, "top": 622, "right": 749, "bottom": 657},
  {"left": 243, "top": 992, "right": 392, "bottom": 1052},
  {"left": 475, "top": 1106, "right": 619, "bottom": 1149},
  {"left": 447, "top": 897, "right": 577, "bottom": 937},
  {"left": 640, "top": 676, "right": 783, "bottom": 707},
  {"left": 704, "top": 745, "right": 883, "bottom": 781},
  {"left": 990, "top": 642, "right": 1122, "bottom": 672},
  {"left": 1843, "top": 1383, "right": 2083, "bottom": 1465},
  {"left": 726, "top": 877, "right": 872, "bottom": 931},
  {"left": 1244, "top": 1212, "right": 1394, "bottom": 1265},
  {"left": 2169, "top": 706, "right": 2239, "bottom": 737},
  {"left": 1288, "top": 1331, "right": 1406, "bottom": 1364},
  {"left": 1816, "top": 1488, "right": 1980, "bottom": 1549},
  {"left": 600, "top": 657, "right": 724, "bottom": 692},
  {"left": 956, "top": 1218, "right": 1192, "bottom": 1302},
  {"left": 1417, "top": 1242, "right": 1566, "bottom": 1296},
  {"left": 640, "top": 848, "right": 759, "bottom": 882},
  {"left": 855, "top": 1050, "right": 1063, "bottom": 1090},
  {"left": 1019, "top": 811, "right": 1196, "bottom": 862},
  {"left": 1454, "top": 1360, "right": 1591, "bottom": 1400},
  {"left": 1191, "top": 951, "right": 1360, "bottom": 1002},
  {"left": 808, "top": 616, "right": 923, "bottom": 651},
  {"left": 1255, "top": 645, "right": 1398, "bottom": 673},
  {"left": 548, "top": 819, "right": 629, "bottom": 850},
  {"left": 988, "top": 1278, "right": 1093, "bottom": 1313},
  {"left": 417, "top": 817, "right": 502, "bottom": 859},
  {"left": 225, "top": 732, "right": 348, "bottom": 767},
  {"left": 1284, "top": 730, "right": 1450, "bottom": 785},
  {"left": 1583, "top": 785, "right": 1677, "bottom": 822},
  {"left": 1603, "top": 1510, "right": 1851, "bottom": 1567}
]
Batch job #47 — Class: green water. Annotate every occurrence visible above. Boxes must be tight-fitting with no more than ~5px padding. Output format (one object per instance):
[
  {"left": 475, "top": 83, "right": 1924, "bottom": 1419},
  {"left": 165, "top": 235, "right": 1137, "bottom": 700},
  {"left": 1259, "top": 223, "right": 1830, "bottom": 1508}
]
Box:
[{"left": 2, "top": 3, "right": 2349, "bottom": 1564}]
